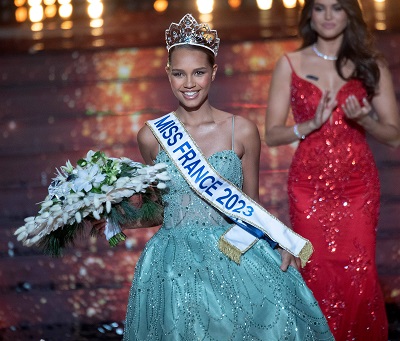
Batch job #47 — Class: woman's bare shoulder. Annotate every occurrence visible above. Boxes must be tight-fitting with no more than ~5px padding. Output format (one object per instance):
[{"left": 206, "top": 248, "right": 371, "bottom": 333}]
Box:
[
  {"left": 137, "top": 124, "right": 155, "bottom": 144},
  {"left": 234, "top": 115, "right": 260, "bottom": 137}
]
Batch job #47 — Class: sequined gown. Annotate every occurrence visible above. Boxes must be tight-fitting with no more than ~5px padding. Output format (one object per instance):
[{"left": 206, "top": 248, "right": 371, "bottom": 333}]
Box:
[
  {"left": 287, "top": 67, "right": 388, "bottom": 340},
  {"left": 123, "top": 148, "right": 334, "bottom": 340}
]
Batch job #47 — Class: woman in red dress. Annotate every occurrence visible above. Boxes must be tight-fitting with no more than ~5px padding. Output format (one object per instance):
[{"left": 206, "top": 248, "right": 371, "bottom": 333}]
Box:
[{"left": 265, "top": 0, "right": 400, "bottom": 340}]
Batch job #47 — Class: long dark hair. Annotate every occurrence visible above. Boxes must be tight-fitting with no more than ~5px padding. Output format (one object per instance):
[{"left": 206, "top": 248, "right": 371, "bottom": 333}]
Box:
[{"left": 298, "top": 0, "right": 382, "bottom": 97}]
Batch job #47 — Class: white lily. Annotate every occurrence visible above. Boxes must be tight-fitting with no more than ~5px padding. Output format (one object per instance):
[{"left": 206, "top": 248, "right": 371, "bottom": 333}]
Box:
[
  {"left": 73, "top": 164, "right": 106, "bottom": 193},
  {"left": 157, "top": 183, "right": 167, "bottom": 189},
  {"left": 75, "top": 211, "right": 82, "bottom": 223},
  {"left": 60, "top": 160, "right": 74, "bottom": 173},
  {"left": 106, "top": 201, "right": 112, "bottom": 213},
  {"left": 92, "top": 211, "right": 101, "bottom": 220},
  {"left": 41, "top": 200, "right": 54, "bottom": 208},
  {"left": 16, "top": 231, "right": 28, "bottom": 242}
]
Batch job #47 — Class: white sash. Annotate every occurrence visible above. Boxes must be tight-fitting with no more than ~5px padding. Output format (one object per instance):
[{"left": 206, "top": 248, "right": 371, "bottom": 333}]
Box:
[{"left": 147, "top": 113, "right": 313, "bottom": 266}]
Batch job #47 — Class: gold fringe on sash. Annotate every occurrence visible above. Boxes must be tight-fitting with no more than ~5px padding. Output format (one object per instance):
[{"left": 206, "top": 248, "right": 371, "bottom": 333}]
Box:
[
  {"left": 298, "top": 241, "right": 314, "bottom": 267},
  {"left": 219, "top": 229, "right": 313, "bottom": 268},
  {"left": 218, "top": 237, "right": 242, "bottom": 265}
]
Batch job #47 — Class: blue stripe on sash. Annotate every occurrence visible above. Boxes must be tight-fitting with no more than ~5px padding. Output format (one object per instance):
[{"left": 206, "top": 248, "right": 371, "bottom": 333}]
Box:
[{"left": 232, "top": 218, "right": 278, "bottom": 249}]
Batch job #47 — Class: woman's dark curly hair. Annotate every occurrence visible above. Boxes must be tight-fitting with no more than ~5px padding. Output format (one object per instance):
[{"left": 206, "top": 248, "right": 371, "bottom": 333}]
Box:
[{"left": 298, "top": 0, "right": 382, "bottom": 97}]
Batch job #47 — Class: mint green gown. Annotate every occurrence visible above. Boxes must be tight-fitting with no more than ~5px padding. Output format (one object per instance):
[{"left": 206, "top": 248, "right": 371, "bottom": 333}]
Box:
[{"left": 123, "top": 149, "right": 334, "bottom": 341}]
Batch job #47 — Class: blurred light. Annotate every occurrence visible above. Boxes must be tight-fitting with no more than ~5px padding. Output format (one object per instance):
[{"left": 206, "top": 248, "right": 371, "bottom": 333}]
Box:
[
  {"left": 31, "top": 22, "right": 43, "bottom": 31},
  {"left": 15, "top": 0, "right": 27, "bottom": 6},
  {"left": 375, "top": 22, "right": 386, "bottom": 30},
  {"left": 373, "top": 0, "right": 385, "bottom": 10},
  {"left": 30, "top": 42, "right": 45, "bottom": 52},
  {"left": 197, "top": 0, "right": 214, "bottom": 14},
  {"left": 15, "top": 7, "right": 28, "bottom": 22},
  {"left": 153, "top": 0, "right": 168, "bottom": 12},
  {"left": 90, "top": 18, "right": 104, "bottom": 28},
  {"left": 298, "top": 0, "right": 305, "bottom": 6},
  {"left": 88, "top": 1, "right": 103, "bottom": 19},
  {"left": 282, "top": 0, "right": 297, "bottom": 8},
  {"left": 59, "top": 3, "right": 73, "bottom": 18},
  {"left": 32, "top": 31, "right": 44, "bottom": 40},
  {"left": 29, "top": 5, "right": 44, "bottom": 22},
  {"left": 28, "top": 0, "right": 42, "bottom": 6},
  {"left": 44, "top": 4, "right": 57, "bottom": 18},
  {"left": 258, "top": 8, "right": 271, "bottom": 26},
  {"left": 61, "top": 20, "right": 73, "bottom": 29},
  {"left": 256, "top": 0, "right": 272, "bottom": 10},
  {"left": 228, "top": 0, "right": 241, "bottom": 9},
  {"left": 44, "top": 0, "right": 56, "bottom": 5},
  {"left": 92, "top": 39, "right": 105, "bottom": 47},
  {"left": 91, "top": 27, "right": 104, "bottom": 36},
  {"left": 58, "top": 0, "right": 71, "bottom": 4},
  {"left": 375, "top": 12, "right": 386, "bottom": 20},
  {"left": 373, "top": 0, "right": 386, "bottom": 31},
  {"left": 199, "top": 13, "right": 213, "bottom": 24}
]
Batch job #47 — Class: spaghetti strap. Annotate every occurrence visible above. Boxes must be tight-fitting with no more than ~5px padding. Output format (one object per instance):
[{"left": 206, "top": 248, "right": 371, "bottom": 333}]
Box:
[
  {"left": 231, "top": 115, "right": 235, "bottom": 151},
  {"left": 284, "top": 54, "right": 294, "bottom": 72}
]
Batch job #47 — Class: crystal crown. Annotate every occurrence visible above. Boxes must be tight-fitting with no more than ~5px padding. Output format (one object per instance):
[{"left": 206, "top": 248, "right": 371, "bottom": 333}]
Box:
[{"left": 165, "top": 14, "right": 220, "bottom": 56}]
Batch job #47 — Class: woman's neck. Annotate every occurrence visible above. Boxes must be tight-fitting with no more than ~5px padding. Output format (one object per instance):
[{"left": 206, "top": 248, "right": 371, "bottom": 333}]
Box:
[{"left": 175, "top": 104, "right": 215, "bottom": 125}]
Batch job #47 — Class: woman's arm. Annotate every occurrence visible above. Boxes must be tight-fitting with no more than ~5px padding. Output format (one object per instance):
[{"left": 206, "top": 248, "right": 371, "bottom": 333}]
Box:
[
  {"left": 235, "top": 116, "right": 261, "bottom": 201},
  {"left": 137, "top": 125, "right": 160, "bottom": 165},
  {"left": 237, "top": 117, "right": 300, "bottom": 271},
  {"left": 122, "top": 191, "right": 164, "bottom": 229},
  {"left": 118, "top": 125, "right": 164, "bottom": 229},
  {"left": 265, "top": 55, "right": 336, "bottom": 146},
  {"left": 342, "top": 63, "right": 400, "bottom": 148},
  {"left": 265, "top": 56, "right": 298, "bottom": 146}
]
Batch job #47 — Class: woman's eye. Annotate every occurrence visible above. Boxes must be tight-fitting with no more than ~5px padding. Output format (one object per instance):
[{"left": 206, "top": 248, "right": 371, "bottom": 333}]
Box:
[{"left": 172, "top": 72, "right": 183, "bottom": 77}]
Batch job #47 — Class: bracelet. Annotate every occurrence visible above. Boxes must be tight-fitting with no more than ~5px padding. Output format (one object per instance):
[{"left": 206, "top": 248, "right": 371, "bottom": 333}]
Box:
[{"left": 293, "top": 124, "right": 305, "bottom": 140}]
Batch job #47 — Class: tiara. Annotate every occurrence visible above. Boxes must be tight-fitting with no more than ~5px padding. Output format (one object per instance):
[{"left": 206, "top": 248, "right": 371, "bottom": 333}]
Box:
[{"left": 165, "top": 14, "right": 220, "bottom": 56}]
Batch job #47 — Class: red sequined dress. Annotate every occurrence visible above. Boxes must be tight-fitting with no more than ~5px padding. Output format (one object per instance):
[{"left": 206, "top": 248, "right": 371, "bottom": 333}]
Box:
[{"left": 286, "top": 58, "right": 388, "bottom": 340}]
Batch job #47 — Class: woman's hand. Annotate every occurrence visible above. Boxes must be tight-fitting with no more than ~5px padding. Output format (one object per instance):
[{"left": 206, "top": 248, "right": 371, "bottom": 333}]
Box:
[
  {"left": 129, "top": 193, "right": 143, "bottom": 208},
  {"left": 89, "top": 218, "right": 107, "bottom": 234},
  {"left": 342, "top": 96, "right": 372, "bottom": 123},
  {"left": 84, "top": 218, "right": 107, "bottom": 234},
  {"left": 277, "top": 247, "right": 301, "bottom": 271},
  {"left": 311, "top": 91, "right": 338, "bottom": 130}
]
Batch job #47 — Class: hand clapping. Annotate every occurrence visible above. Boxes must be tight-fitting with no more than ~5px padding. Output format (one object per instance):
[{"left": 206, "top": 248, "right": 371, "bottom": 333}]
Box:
[{"left": 342, "top": 95, "right": 372, "bottom": 123}]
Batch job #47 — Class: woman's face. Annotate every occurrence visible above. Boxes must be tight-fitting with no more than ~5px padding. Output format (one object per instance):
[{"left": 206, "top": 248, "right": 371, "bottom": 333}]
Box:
[
  {"left": 311, "top": 0, "right": 348, "bottom": 40},
  {"left": 166, "top": 47, "right": 217, "bottom": 110}
]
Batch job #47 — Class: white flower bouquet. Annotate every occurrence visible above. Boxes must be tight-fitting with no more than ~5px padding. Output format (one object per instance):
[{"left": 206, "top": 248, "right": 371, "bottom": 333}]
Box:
[{"left": 14, "top": 150, "right": 170, "bottom": 256}]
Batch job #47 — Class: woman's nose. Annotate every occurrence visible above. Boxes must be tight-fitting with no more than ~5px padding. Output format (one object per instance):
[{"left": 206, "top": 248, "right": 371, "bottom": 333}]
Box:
[{"left": 184, "top": 76, "right": 195, "bottom": 88}]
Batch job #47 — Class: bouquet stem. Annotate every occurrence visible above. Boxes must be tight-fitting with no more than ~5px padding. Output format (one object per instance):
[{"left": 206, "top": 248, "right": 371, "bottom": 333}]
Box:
[
  {"left": 104, "top": 218, "right": 126, "bottom": 247},
  {"left": 108, "top": 231, "right": 127, "bottom": 247}
]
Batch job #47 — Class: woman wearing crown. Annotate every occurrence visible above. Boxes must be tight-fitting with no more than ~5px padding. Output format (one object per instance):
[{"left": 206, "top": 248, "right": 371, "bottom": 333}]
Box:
[{"left": 122, "top": 14, "right": 334, "bottom": 340}]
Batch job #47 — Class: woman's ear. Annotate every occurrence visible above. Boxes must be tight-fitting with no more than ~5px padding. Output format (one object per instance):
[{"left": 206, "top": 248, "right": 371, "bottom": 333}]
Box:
[
  {"left": 165, "top": 65, "right": 171, "bottom": 81},
  {"left": 212, "top": 64, "right": 218, "bottom": 81}
]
